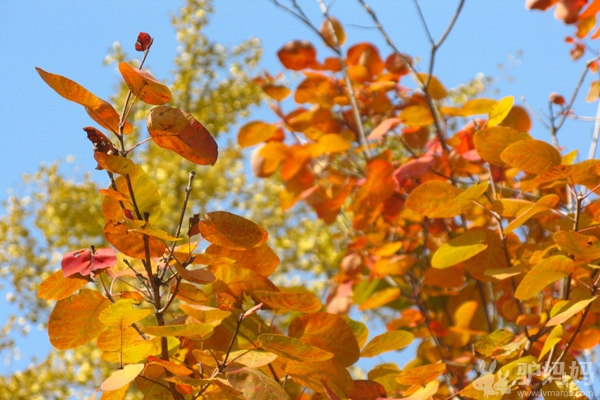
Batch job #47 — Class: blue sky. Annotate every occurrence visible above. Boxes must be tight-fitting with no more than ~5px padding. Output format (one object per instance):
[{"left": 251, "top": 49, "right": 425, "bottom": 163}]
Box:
[{"left": 1, "top": 0, "right": 600, "bottom": 390}]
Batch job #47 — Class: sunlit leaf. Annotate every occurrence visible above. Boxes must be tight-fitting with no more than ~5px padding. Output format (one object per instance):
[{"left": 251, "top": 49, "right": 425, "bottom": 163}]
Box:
[
  {"left": 499, "top": 105, "right": 532, "bottom": 132},
  {"left": 104, "top": 220, "right": 166, "bottom": 260},
  {"left": 195, "top": 211, "right": 268, "bottom": 250},
  {"left": 488, "top": 96, "right": 514, "bottom": 127},
  {"left": 284, "top": 359, "right": 353, "bottom": 397},
  {"left": 538, "top": 325, "right": 563, "bottom": 361},
  {"left": 406, "top": 180, "right": 461, "bottom": 217},
  {"left": 252, "top": 291, "right": 322, "bottom": 313},
  {"left": 141, "top": 323, "right": 214, "bottom": 339},
  {"left": 368, "top": 118, "right": 402, "bottom": 140},
  {"left": 93, "top": 154, "right": 135, "bottom": 175},
  {"left": 100, "top": 364, "right": 145, "bottom": 391},
  {"left": 147, "top": 355, "right": 193, "bottom": 376},
  {"left": 238, "top": 121, "right": 278, "bottom": 148},
  {"left": 97, "top": 326, "right": 141, "bottom": 352},
  {"left": 118, "top": 62, "right": 171, "bottom": 105},
  {"left": 317, "top": 133, "right": 352, "bottom": 153},
  {"left": 38, "top": 269, "right": 88, "bottom": 301},
  {"left": 320, "top": 16, "right": 346, "bottom": 47},
  {"left": 396, "top": 363, "right": 446, "bottom": 386},
  {"left": 416, "top": 73, "right": 447, "bottom": 100},
  {"left": 289, "top": 312, "right": 360, "bottom": 367},
  {"left": 431, "top": 229, "right": 488, "bottom": 269},
  {"left": 503, "top": 194, "right": 559, "bottom": 234},
  {"left": 174, "top": 264, "right": 216, "bottom": 285},
  {"left": 501, "top": 139, "right": 562, "bottom": 175},
  {"left": 360, "top": 330, "right": 414, "bottom": 357},
  {"left": 179, "top": 304, "right": 231, "bottom": 326},
  {"left": 547, "top": 297, "right": 597, "bottom": 326},
  {"left": 277, "top": 40, "right": 318, "bottom": 70},
  {"left": 174, "top": 282, "right": 208, "bottom": 305},
  {"left": 48, "top": 289, "right": 110, "bottom": 350},
  {"left": 62, "top": 247, "right": 116, "bottom": 278},
  {"left": 428, "top": 181, "right": 489, "bottom": 218},
  {"left": 261, "top": 83, "right": 291, "bottom": 101},
  {"left": 514, "top": 255, "right": 574, "bottom": 300},
  {"left": 98, "top": 299, "right": 152, "bottom": 327},
  {"left": 85, "top": 99, "right": 133, "bottom": 135},
  {"left": 99, "top": 384, "right": 129, "bottom": 400},
  {"left": 399, "top": 105, "right": 434, "bottom": 127},
  {"left": 358, "top": 288, "right": 400, "bottom": 310},
  {"left": 553, "top": 230, "right": 600, "bottom": 262},
  {"left": 36, "top": 67, "right": 103, "bottom": 109},
  {"left": 205, "top": 243, "right": 280, "bottom": 277},
  {"left": 227, "top": 367, "right": 291, "bottom": 400},
  {"left": 146, "top": 106, "right": 218, "bottom": 165},
  {"left": 228, "top": 349, "right": 278, "bottom": 369},
  {"left": 473, "top": 126, "right": 532, "bottom": 167},
  {"left": 257, "top": 334, "right": 334, "bottom": 362}
]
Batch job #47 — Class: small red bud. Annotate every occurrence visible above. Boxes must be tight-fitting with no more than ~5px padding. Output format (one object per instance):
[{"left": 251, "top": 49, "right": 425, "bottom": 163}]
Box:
[
  {"left": 549, "top": 92, "right": 565, "bottom": 106},
  {"left": 135, "top": 32, "right": 152, "bottom": 52}
]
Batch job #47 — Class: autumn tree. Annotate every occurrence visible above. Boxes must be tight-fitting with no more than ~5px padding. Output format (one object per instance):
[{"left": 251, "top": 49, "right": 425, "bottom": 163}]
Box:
[{"left": 6, "top": 0, "right": 600, "bottom": 399}]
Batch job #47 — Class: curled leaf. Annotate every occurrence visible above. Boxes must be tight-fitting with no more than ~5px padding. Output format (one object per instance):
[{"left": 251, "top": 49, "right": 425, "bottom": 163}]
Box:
[{"left": 118, "top": 62, "right": 171, "bottom": 105}]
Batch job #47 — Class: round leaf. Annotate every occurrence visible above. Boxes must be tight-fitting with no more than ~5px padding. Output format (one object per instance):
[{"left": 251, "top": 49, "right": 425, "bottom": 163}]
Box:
[
  {"left": 100, "top": 364, "right": 145, "bottom": 391},
  {"left": 501, "top": 139, "right": 562, "bottom": 175},
  {"left": 227, "top": 367, "right": 291, "bottom": 400},
  {"left": 257, "top": 334, "right": 334, "bottom": 362},
  {"left": 38, "top": 269, "right": 88, "bottom": 301},
  {"left": 196, "top": 211, "right": 268, "bottom": 250},
  {"left": 431, "top": 229, "right": 488, "bottom": 269},
  {"left": 238, "top": 121, "right": 278, "bottom": 148},
  {"left": 360, "top": 330, "right": 415, "bottom": 357}
]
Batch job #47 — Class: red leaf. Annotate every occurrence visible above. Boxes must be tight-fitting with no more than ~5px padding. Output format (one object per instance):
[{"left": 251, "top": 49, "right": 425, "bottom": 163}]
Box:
[
  {"left": 135, "top": 32, "right": 152, "bottom": 52},
  {"left": 61, "top": 247, "right": 116, "bottom": 278}
]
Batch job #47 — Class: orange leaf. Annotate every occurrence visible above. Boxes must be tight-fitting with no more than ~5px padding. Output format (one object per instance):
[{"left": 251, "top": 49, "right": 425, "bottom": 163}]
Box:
[
  {"left": 553, "top": 230, "right": 600, "bottom": 262},
  {"left": 238, "top": 121, "right": 278, "bottom": 148},
  {"left": 284, "top": 359, "right": 353, "bottom": 397},
  {"left": 488, "top": 96, "right": 514, "bottom": 127},
  {"left": 289, "top": 313, "right": 360, "bottom": 367},
  {"left": 101, "top": 364, "right": 145, "bottom": 391},
  {"left": 277, "top": 40, "right": 318, "bottom": 70},
  {"left": 147, "top": 355, "right": 193, "bottom": 376},
  {"left": 146, "top": 106, "right": 218, "bottom": 166},
  {"left": 346, "top": 43, "right": 384, "bottom": 76},
  {"left": 104, "top": 220, "right": 166, "bottom": 260},
  {"left": 141, "top": 323, "right": 214, "bottom": 339},
  {"left": 212, "top": 264, "right": 279, "bottom": 302},
  {"left": 416, "top": 73, "right": 448, "bottom": 100},
  {"left": 195, "top": 211, "right": 268, "bottom": 250},
  {"left": 227, "top": 367, "right": 291, "bottom": 399},
  {"left": 514, "top": 255, "right": 574, "bottom": 300},
  {"left": 93, "top": 153, "right": 135, "bottom": 175},
  {"left": 320, "top": 16, "right": 346, "bottom": 47},
  {"left": 360, "top": 330, "right": 414, "bottom": 357},
  {"left": 399, "top": 105, "right": 434, "bottom": 127},
  {"left": 38, "top": 269, "right": 88, "bottom": 301},
  {"left": 406, "top": 181, "right": 461, "bottom": 217},
  {"left": 205, "top": 243, "right": 280, "bottom": 277},
  {"left": 252, "top": 290, "right": 322, "bottom": 313},
  {"left": 36, "top": 67, "right": 103, "bottom": 109},
  {"left": 317, "top": 133, "right": 352, "bottom": 153},
  {"left": 368, "top": 118, "right": 402, "bottom": 140},
  {"left": 396, "top": 363, "right": 447, "bottom": 386},
  {"left": 174, "top": 264, "right": 216, "bottom": 285},
  {"left": 261, "top": 83, "right": 291, "bottom": 101},
  {"left": 85, "top": 99, "right": 133, "bottom": 135},
  {"left": 118, "top": 62, "right": 171, "bottom": 105},
  {"left": 257, "top": 333, "right": 334, "bottom": 362},
  {"left": 48, "top": 289, "right": 110, "bottom": 350},
  {"left": 499, "top": 105, "right": 532, "bottom": 132},
  {"left": 501, "top": 139, "right": 562, "bottom": 175},
  {"left": 473, "top": 126, "right": 532, "bottom": 167},
  {"left": 428, "top": 181, "right": 489, "bottom": 218}
]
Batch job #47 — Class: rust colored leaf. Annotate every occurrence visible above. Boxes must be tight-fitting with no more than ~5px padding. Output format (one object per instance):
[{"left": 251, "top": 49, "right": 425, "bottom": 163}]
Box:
[
  {"left": 261, "top": 83, "right": 291, "bottom": 101},
  {"left": 347, "top": 43, "right": 385, "bottom": 76},
  {"left": 38, "top": 269, "right": 88, "bottom": 301},
  {"left": 488, "top": 96, "right": 514, "bottom": 127},
  {"left": 396, "top": 363, "right": 447, "bottom": 386},
  {"left": 501, "top": 139, "right": 562, "bottom": 175},
  {"left": 146, "top": 106, "right": 218, "bottom": 166},
  {"left": 174, "top": 282, "right": 208, "bottom": 305},
  {"left": 238, "top": 121, "right": 278, "bottom": 148},
  {"left": 118, "top": 62, "right": 171, "bottom": 105},
  {"left": 84, "top": 126, "right": 118, "bottom": 157},
  {"left": 36, "top": 67, "right": 103, "bottom": 109},
  {"left": 386, "top": 52, "right": 412, "bottom": 75},
  {"left": 212, "top": 264, "right": 278, "bottom": 303},
  {"left": 195, "top": 211, "right": 268, "bottom": 250},
  {"left": 135, "top": 32, "right": 152, "bottom": 52},
  {"left": 205, "top": 243, "right": 280, "bottom": 277},
  {"left": 347, "top": 380, "right": 387, "bottom": 400},
  {"left": 104, "top": 220, "right": 165, "bottom": 260},
  {"left": 174, "top": 264, "right": 216, "bottom": 285},
  {"left": 147, "top": 355, "right": 193, "bottom": 376},
  {"left": 101, "top": 364, "right": 145, "bottom": 391},
  {"left": 85, "top": 99, "right": 133, "bottom": 135},
  {"left": 252, "top": 290, "right": 322, "bottom": 313},
  {"left": 98, "top": 299, "right": 152, "bottom": 327},
  {"left": 289, "top": 312, "right": 360, "bottom": 367},
  {"left": 277, "top": 40, "right": 318, "bottom": 70},
  {"left": 48, "top": 289, "right": 110, "bottom": 350},
  {"left": 363, "top": 158, "right": 396, "bottom": 206},
  {"left": 227, "top": 367, "right": 291, "bottom": 400},
  {"left": 284, "top": 359, "right": 353, "bottom": 397},
  {"left": 257, "top": 334, "right": 334, "bottom": 362},
  {"left": 515, "top": 255, "right": 574, "bottom": 300},
  {"left": 62, "top": 247, "right": 116, "bottom": 278}
]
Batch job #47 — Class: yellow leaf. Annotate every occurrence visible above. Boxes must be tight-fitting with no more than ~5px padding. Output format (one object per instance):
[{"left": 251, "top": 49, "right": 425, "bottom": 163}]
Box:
[
  {"left": 100, "top": 364, "right": 145, "bottom": 391},
  {"left": 488, "top": 96, "right": 514, "bottom": 127},
  {"left": 317, "top": 133, "right": 352, "bottom": 153},
  {"left": 431, "top": 229, "right": 488, "bottom": 269},
  {"left": 416, "top": 73, "right": 447, "bottom": 100},
  {"left": 538, "top": 325, "right": 563, "bottom": 361},
  {"left": 360, "top": 330, "right": 414, "bottom": 357},
  {"left": 399, "top": 105, "right": 434, "bottom": 127},
  {"left": 396, "top": 363, "right": 446, "bottom": 386},
  {"left": 406, "top": 181, "right": 461, "bottom": 217},
  {"left": 284, "top": 359, "right": 353, "bottom": 397},
  {"left": 429, "top": 181, "right": 489, "bottom": 218},
  {"left": 547, "top": 297, "right": 597, "bottom": 326},
  {"left": 98, "top": 299, "right": 152, "bottom": 327},
  {"left": 257, "top": 334, "right": 334, "bottom": 362},
  {"left": 93, "top": 154, "right": 135, "bottom": 175},
  {"left": 358, "top": 288, "right": 400, "bottom": 310},
  {"left": 141, "top": 323, "right": 214, "bottom": 339},
  {"left": 504, "top": 194, "right": 558, "bottom": 234},
  {"left": 514, "top": 255, "right": 574, "bottom": 300},
  {"left": 501, "top": 139, "right": 562, "bottom": 175}
]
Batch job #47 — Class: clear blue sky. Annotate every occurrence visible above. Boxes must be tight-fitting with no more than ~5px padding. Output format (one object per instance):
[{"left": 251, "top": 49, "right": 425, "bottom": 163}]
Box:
[{"left": 1, "top": 0, "right": 598, "bottom": 389}]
